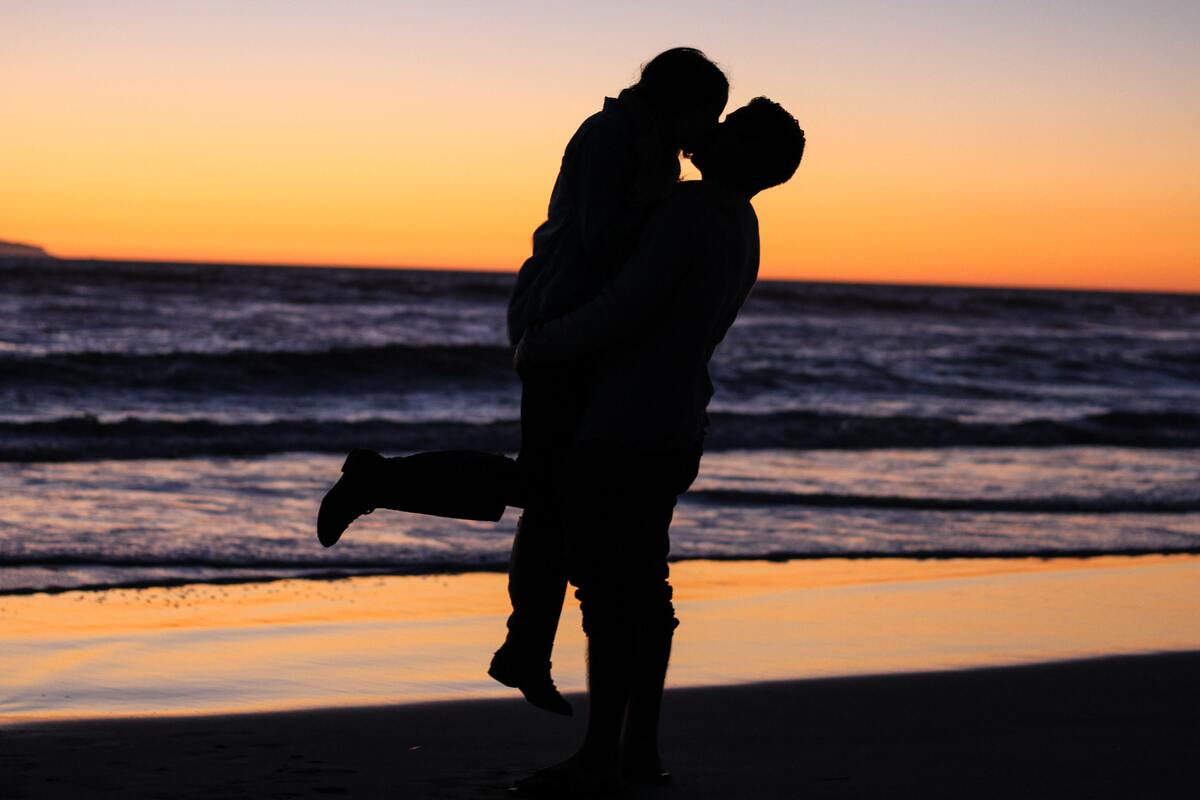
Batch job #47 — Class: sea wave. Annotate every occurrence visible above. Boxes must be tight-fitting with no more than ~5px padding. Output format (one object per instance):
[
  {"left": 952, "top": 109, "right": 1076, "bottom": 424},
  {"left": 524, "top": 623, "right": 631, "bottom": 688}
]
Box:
[
  {"left": 2, "top": 410, "right": 1199, "bottom": 461},
  {"left": 5, "top": 547, "right": 1200, "bottom": 596},
  {"left": 0, "top": 343, "right": 515, "bottom": 391},
  {"left": 689, "top": 489, "right": 1200, "bottom": 514},
  {"left": 0, "top": 553, "right": 506, "bottom": 571},
  {"left": 746, "top": 280, "right": 1200, "bottom": 319},
  {"left": 1, "top": 258, "right": 517, "bottom": 301},
  {"left": 7, "top": 340, "right": 1196, "bottom": 411}
]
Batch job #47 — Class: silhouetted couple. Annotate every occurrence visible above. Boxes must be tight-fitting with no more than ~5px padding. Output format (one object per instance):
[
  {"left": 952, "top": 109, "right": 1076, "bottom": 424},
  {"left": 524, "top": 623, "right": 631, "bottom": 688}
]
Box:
[{"left": 317, "top": 48, "right": 804, "bottom": 797}]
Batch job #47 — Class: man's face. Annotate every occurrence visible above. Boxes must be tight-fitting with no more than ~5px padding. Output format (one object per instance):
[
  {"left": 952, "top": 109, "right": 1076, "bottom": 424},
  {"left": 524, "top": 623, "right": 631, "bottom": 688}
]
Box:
[{"left": 691, "top": 104, "right": 762, "bottom": 186}]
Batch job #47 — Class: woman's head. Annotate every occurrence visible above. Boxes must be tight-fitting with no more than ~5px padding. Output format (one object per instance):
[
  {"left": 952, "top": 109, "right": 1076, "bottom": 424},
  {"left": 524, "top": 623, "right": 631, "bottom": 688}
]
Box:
[{"left": 629, "top": 47, "right": 729, "bottom": 155}]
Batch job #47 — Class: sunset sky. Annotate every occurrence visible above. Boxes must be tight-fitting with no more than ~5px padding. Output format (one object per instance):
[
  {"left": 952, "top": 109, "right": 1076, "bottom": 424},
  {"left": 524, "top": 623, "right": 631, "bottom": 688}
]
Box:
[{"left": 3, "top": 1, "right": 1198, "bottom": 291}]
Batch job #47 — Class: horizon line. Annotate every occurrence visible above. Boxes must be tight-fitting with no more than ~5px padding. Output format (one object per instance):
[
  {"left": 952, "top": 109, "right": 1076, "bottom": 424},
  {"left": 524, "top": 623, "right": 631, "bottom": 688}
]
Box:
[{"left": 15, "top": 252, "right": 1200, "bottom": 298}]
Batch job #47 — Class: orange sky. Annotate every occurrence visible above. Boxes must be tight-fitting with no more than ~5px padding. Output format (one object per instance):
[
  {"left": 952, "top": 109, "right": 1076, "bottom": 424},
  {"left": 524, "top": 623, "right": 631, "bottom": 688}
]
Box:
[{"left": 3, "top": 2, "right": 1198, "bottom": 292}]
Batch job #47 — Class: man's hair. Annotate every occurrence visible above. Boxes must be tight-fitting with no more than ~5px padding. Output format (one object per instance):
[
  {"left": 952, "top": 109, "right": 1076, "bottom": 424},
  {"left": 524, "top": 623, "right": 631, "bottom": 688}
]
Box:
[
  {"left": 727, "top": 97, "right": 805, "bottom": 192},
  {"left": 630, "top": 47, "right": 729, "bottom": 113}
]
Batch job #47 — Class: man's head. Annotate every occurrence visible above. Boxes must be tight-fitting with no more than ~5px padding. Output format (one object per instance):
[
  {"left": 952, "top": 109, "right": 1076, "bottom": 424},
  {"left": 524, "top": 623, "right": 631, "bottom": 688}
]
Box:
[
  {"left": 691, "top": 97, "right": 805, "bottom": 196},
  {"left": 628, "top": 47, "right": 729, "bottom": 155}
]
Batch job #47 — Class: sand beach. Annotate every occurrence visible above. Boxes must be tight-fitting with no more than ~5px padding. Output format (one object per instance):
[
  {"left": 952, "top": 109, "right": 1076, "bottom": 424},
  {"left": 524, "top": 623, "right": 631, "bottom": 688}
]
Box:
[{"left": 4, "top": 556, "right": 1199, "bottom": 797}]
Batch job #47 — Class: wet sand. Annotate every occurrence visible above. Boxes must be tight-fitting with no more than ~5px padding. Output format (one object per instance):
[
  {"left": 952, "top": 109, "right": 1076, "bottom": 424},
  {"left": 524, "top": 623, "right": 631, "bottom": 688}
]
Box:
[
  {"left": 4, "top": 556, "right": 1200, "bottom": 723},
  {"left": 3, "top": 556, "right": 1200, "bottom": 797},
  {"left": 3, "top": 651, "right": 1198, "bottom": 798}
]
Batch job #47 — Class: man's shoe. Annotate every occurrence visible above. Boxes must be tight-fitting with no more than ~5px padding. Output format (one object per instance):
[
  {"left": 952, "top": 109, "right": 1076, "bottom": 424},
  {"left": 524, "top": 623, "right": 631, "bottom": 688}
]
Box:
[
  {"left": 489, "top": 645, "right": 573, "bottom": 716},
  {"left": 622, "top": 767, "right": 671, "bottom": 785},
  {"left": 317, "top": 449, "right": 385, "bottom": 547},
  {"left": 508, "top": 756, "right": 623, "bottom": 797}
]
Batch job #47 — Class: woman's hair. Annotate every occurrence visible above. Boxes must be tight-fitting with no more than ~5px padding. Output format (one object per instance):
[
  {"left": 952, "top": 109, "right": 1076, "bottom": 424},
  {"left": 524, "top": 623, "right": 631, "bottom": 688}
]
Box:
[{"left": 629, "top": 47, "right": 729, "bottom": 113}]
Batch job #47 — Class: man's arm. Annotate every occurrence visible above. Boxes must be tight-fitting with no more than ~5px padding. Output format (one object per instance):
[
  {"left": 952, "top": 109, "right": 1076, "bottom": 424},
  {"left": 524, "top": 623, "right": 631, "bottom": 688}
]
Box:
[{"left": 515, "top": 193, "right": 708, "bottom": 368}]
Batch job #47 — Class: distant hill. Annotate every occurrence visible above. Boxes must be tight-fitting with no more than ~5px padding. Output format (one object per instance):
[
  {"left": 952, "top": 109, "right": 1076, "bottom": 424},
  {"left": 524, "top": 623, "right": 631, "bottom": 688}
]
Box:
[{"left": 0, "top": 239, "right": 54, "bottom": 259}]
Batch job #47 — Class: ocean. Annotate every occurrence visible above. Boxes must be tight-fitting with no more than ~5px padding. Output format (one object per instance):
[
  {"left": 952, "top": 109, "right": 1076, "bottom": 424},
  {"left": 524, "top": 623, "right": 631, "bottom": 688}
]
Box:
[{"left": 2, "top": 258, "right": 1199, "bottom": 594}]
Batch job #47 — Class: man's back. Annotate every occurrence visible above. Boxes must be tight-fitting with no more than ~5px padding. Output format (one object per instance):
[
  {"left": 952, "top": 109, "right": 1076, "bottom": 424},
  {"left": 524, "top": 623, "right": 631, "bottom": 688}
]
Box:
[{"left": 518, "top": 181, "right": 760, "bottom": 452}]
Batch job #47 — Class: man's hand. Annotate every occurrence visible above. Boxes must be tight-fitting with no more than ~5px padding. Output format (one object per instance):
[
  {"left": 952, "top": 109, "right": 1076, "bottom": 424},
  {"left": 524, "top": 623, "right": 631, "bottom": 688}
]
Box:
[{"left": 512, "top": 334, "right": 531, "bottom": 377}]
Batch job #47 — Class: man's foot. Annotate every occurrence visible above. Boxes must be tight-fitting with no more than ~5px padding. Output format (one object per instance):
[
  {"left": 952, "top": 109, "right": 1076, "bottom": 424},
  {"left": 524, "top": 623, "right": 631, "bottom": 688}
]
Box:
[
  {"left": 488, "top": 645, "right": 573, "bottom": 716},
  {"left": 620, "top": 750, "right": 670, "bottom": 785},
  {"left": 316, "top": 449, "right": 385, "bottom": 547},
  {"left": 508, "top": 754, "right": 624, "bottom": 797}
]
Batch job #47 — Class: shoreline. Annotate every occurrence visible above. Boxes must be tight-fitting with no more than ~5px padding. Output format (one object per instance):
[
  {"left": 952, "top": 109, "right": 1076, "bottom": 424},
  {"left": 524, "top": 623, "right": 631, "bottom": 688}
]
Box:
[
  {"left": 7, "top": 548, "right": 1200, "bottom": 598},
  {"left": 5, "top": 652, "right": 1199, "bottom": 798},
  {"left": 14, "top": 256, "right": 1200, "bottom": 296}
]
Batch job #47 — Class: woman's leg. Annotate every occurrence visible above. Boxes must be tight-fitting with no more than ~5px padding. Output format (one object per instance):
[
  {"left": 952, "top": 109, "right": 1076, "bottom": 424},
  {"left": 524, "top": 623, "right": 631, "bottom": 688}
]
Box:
[
  {"left": 317, "top": 448, "right": 521, "bottom": 547},
  {"left": 489, "top": 504, "right": 572, "bottom": 715},
  {"left": 318, "top": 446, "right": 572, "bottom": 712},
  {"left": 322, "top": 444, "right": 575, "bottom": 711},
  {"left": 488, "top": 372, "right": 584, "bottom": 713},
  {"left": 379, "top": 449, "right": 523, "bottom": 519}
]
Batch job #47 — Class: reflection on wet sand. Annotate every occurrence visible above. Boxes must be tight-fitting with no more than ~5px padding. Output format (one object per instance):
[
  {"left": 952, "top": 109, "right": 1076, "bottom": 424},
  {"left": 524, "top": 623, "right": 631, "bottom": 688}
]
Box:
[{"left": 3, "top": 555, "right": 1199, "bottom": 723}]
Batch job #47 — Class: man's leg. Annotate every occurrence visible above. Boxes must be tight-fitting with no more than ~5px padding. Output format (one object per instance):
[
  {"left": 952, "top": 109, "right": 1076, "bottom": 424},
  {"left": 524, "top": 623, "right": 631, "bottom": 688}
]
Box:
[
  {"left": 510, "top": 443, "right": 693, "bottom": 794},
  {"left": 575, "top": 495, "right": 679, "bottom": 780},
  {"left": 620, "top": 595, "right": 678, "bottom": 778},
  {"left": 620, "top": 446, "right": 697, "bottom": 779}
]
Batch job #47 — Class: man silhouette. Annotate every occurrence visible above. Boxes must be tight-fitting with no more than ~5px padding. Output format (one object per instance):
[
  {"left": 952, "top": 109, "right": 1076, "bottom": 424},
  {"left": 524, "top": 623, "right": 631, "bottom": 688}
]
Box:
[{"left": 506, "top": 97, "right": 805, "bottom": 795}]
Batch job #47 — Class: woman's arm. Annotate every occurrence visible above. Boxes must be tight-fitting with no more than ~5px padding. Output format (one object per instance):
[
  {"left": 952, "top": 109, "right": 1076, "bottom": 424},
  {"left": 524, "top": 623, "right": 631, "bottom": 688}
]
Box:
[{"left": 515, "top": 193, "right": 708, "bottom": 368}]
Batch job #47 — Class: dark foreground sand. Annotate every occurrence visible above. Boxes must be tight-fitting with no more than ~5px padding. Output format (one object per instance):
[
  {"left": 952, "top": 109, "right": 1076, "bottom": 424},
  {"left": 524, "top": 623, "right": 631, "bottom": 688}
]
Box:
[{"left": 3, "top": 651, "right": 1198, "bottom": 799}]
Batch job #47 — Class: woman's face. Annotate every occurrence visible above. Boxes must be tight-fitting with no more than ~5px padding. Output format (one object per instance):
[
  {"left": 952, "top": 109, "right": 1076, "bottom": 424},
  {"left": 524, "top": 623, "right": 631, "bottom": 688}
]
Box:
[
  {"left": 674, "top": 95, "right": 727, "bottom": 157},
  {"left": 688, "top": 119, "right": 726, "bottom": 178}
]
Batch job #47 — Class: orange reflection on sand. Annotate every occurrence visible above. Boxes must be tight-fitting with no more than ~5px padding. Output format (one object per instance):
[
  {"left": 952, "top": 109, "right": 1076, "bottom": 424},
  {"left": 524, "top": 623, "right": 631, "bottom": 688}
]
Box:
[
  {"left": 2, "top": 573, "right": 510, "bottom": 638},
  {"left": 669, "top": 556, "right": 1200, "bottom": 687},
  {"left": 3, "top": 556, "right": 1199, "bottom": 724},
  {"left": 670, "top": 555, "right": 1156, "bottom": 601}
]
